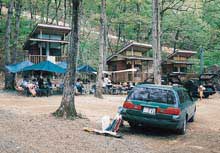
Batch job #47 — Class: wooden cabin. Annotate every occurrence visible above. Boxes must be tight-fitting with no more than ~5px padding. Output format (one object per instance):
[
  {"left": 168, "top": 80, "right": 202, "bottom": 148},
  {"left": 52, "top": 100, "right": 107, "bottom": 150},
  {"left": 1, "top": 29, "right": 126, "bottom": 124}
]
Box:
[
  {"left": 162, "top": 50, "right": 196, "bottom": 75},
  {"left": 23, "top": 24, "right": 71, "bottom": 64},
  {"left": 107, "top": 42, "right": 154, "bottom": 83}
]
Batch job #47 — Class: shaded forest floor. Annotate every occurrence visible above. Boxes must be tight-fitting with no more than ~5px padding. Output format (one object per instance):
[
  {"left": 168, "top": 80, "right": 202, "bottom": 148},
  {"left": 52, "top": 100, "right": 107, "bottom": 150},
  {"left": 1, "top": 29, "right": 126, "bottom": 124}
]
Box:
[{"left": 0, "top": 91, "right": 220, "bottom": 153}]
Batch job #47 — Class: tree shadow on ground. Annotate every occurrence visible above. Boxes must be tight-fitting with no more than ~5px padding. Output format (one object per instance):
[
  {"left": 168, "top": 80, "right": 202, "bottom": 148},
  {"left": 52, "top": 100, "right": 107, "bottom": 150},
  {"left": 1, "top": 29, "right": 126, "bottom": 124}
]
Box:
[{"left": 119, "top": 124, "right": 179, "bottom": 139}]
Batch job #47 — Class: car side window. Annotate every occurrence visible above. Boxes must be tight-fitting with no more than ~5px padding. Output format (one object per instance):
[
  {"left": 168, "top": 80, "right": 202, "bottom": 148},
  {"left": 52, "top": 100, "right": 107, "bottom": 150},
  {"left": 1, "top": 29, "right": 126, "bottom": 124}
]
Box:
[
  {"left": 177, "top": 90, "right": 184, "bottom": 104},
  {"left": 167, "top": 90, "right": 176, "bottom": 104},
  {"left": 183, "top": 91, "right": 192, "bottom": 102}
]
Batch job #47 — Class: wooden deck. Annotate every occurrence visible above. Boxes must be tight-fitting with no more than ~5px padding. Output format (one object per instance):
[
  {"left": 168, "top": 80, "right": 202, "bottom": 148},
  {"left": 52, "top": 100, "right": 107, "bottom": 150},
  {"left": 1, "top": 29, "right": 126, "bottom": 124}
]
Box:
[
  {"left": 25, "top": 55, "right": 67, "bottom": 64},
  {"left": 111, "top": 71, "right": 151, "bottom": 83}
]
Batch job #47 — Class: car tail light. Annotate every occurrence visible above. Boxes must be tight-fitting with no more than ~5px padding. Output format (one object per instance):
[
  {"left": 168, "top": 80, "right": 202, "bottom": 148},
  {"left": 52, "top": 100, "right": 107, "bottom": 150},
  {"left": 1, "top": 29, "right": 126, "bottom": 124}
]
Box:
[
  {"left": 157, "top": 107, "right": 181, "bottom": 115},
  {"left": 123, "top": 101, "right": 142, "bottom": 110}
]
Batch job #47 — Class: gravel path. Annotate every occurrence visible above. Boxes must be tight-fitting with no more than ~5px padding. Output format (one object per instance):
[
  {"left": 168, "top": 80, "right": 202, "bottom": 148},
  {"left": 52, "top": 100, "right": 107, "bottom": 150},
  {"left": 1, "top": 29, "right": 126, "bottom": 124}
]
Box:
[{"left": 0, "top": 91, "right": 220, "bottom": 153}]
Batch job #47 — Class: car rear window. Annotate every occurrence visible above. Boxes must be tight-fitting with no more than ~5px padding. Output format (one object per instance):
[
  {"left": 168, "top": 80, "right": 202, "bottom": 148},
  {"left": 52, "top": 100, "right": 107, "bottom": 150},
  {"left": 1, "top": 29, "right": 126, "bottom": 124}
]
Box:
[{"left": 127, "top": 87, "right": 176, "bottom": 104}]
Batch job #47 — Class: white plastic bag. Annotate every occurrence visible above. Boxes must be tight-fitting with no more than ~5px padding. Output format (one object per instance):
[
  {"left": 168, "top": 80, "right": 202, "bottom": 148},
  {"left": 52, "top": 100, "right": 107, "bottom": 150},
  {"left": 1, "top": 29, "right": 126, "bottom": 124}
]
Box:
[{"left": 101, "top": 116, "right": 110, "bottom": 131}]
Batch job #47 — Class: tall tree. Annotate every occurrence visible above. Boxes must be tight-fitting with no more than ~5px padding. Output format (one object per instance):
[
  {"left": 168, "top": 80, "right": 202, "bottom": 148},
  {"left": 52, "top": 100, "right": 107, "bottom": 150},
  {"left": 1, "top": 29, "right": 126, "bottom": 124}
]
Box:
[
  {"left": 54, "top": 0, "right": 81, "bottom": 118},
  {"left": 12, "top": 0, "right": 22, "bottom": 63},
  {"left": 0, "top": 0, "right": 2, "bottom": 16},
  {"left": 63, "top": 0, "right": 67, "bottom": 25},
  {"left": 46, "top": 0, "right": 52, "bottom": 23},
  {"left": 4, "top": 0, "right": 15, "bottom": 90},
  {"left": 51, "top": 0, "right": 62, "bottom": 25},
  {"left": 152, "top": 0, "right": 161, "bottom": 85},
  {"left": 95, "top": 0, "right": 107, "bottom": 99},
  {"left": 103, "top": 0, "right": 108, "bottom": 71}
]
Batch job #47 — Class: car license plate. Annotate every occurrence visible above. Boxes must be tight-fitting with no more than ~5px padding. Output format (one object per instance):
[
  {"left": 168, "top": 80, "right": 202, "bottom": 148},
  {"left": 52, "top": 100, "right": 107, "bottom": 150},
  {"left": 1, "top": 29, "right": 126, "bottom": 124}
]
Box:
[{"left": 143, "top": 107, "right": 156, "bottom": 115}]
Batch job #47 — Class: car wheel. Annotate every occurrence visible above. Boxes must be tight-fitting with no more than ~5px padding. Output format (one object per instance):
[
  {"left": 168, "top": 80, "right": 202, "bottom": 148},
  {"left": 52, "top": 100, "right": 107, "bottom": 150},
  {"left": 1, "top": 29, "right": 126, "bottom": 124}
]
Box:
[
  {"left": 189, "top": 109, "right": 196, "bottom": 122},
  {"left": 128, "top": 121, "right": 138, "bottom": 128},
  {"left": 177, "top": 118, "right": 187, "bottom": 135},
  {"left": 203, "top": 93, "right": 209, "bottom": 98}
]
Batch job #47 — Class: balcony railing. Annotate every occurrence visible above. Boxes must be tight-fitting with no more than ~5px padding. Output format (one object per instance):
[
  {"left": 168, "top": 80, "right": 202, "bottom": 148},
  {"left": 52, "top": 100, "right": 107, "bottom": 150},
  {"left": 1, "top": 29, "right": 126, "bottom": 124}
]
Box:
[
  {"left": 25, "top": 55, "right": 67, "bottom": 64},
  {"left": 111, "top": 71, "right": 150, "bottom": 83}
]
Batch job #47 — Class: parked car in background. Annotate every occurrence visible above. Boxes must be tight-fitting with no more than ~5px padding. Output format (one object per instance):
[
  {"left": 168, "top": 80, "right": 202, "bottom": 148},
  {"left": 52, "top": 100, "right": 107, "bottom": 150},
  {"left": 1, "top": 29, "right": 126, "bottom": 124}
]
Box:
[
  {"left": 183, "top": 74, "right": 217, "bottom": 98},
  {"left": 121, "top": 84, "right": 197, "bottom": 135}
]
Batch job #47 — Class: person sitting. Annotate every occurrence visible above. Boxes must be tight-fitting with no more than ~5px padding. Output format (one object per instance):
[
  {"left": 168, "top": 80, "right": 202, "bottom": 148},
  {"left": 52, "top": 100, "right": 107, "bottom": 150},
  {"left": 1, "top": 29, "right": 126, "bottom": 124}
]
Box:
[
  {"left": 46, "top": 78, "right": 52, "bottom": 88},
  {"left": 38, "top": 76, "right": 44, "bottom": 89},
  {"left": 20, "top": 77, "right": 29, "bottom": 88},
  {"left": 20, "top": 77, "right": 31, "bottom": 96},
  {"left": 15, "top": 80, "right": 24, "bottom": 95},
  {"left": 75, "top": 78, "right": 83, "bottom": 95},
  {"left": 36, "top": 76, "right": 49, "bottom": 97},
  {"left": 27, "top": 83, "right": 37, "bottom": 97},
  {"left": 46, "top": 78, "right": 52, "bottom": 95}
]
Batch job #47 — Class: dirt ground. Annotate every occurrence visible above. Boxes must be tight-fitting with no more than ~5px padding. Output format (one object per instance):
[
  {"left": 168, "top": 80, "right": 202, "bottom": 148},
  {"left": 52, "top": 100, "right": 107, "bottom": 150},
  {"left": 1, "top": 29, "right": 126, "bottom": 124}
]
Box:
[{"left": 0, "top": 90, "right": 220, "bottom": 153}]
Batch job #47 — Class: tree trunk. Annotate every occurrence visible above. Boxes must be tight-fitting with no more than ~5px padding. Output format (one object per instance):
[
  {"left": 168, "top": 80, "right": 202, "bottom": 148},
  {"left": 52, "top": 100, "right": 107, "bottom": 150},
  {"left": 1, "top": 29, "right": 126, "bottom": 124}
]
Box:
[
  {"left": 64, "top": 0, "right": 67, "bottom": 25},
  {"left": 103, "top": 0, "right": 108, "bottom": 71},
  {"left": 51, "top": 0, "right": 62, "bottom": 25},
  {"left": 4, "top": 0, "right": 15, "bottom": 90},
  {"left": 95, "top": 0, "right": 107, "bottom": 99},
  {"left": 116, "top": 23, "right": 121, "bottom": 50},
  {"left": 46, "top": 0, "right": 52, "bottom": 23},
  {"left": 53, "top": 0, "right": 81, "bottom": 119},
  {"left": 173, "top": 29, "right": 180, "bottom": 53},
  {"left": 0, "top": 0, "right": 2, "bottom": 16},
  {"left": 136, "top": 2, "right": 141, "bottom": 42},
  {"left": 152, "top": 0, "right": 161, "bottom": 85},
  {"left": 29, "top": 0, "right": 33, "bottom": 19},
  {"left": 12, "top": 0, "right": 22, "bottom": 64}
]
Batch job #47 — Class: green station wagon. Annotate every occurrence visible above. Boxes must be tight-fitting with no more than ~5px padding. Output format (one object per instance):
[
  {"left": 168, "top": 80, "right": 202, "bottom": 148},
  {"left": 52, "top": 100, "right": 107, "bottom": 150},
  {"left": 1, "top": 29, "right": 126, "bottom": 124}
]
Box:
[{"left": 121, "top": 84, "right": 197, "bottom": 134}]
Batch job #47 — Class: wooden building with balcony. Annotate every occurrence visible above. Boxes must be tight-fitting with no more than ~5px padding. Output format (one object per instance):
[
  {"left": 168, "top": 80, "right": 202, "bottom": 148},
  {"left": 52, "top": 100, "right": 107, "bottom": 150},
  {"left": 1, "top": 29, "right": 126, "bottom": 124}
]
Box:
[
  {"left": 162, "top": 50, "right": 197, "bottom": 75},
  {"left": 107, "top": 42, "right": 154, "bottom": 83},
  {"left": 23, "top": 24, "right": 71, "bottom": 64}
]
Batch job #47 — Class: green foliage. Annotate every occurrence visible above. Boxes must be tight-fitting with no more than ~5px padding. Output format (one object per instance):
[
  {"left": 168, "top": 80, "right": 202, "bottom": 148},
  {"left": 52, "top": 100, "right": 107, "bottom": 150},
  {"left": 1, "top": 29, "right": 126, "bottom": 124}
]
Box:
[
  {"left": 1, "top": 0, "right": 220, "bottom": 71},
  {"left": 204, "top": 51, "right": 220, "bottom": 67}
]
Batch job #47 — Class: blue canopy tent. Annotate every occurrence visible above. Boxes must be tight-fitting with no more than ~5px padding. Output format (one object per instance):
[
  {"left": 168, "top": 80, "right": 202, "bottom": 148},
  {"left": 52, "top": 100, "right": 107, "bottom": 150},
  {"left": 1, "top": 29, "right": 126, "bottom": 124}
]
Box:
[
  {"left": 23, "top": 61, "right": 66, "bottom": 73},
  {"left": 56, "top": 61, "right": 67, "bottom": 69},
  {"left": 56, "top": 62, "right": 96, "bottom": 73},
  {"left": 5, "top": 61, "right": 34, "bottom": 73},
  {"left": 77, "top": 65, "right": 96, "bottom": 73}
]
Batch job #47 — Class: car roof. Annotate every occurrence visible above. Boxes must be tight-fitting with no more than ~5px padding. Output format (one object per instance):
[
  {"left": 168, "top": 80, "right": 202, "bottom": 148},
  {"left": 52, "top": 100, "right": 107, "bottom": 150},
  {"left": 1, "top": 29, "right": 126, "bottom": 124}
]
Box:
[{"left": 136, "top": 84, "right": 185, "bottom": 91}]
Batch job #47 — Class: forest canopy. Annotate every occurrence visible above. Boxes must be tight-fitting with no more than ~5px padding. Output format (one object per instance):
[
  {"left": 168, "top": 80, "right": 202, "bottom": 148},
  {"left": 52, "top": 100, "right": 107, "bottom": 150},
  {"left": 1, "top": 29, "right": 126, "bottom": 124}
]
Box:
[{"left": 1, "top": 0, "right": 220, "bottom": 70}]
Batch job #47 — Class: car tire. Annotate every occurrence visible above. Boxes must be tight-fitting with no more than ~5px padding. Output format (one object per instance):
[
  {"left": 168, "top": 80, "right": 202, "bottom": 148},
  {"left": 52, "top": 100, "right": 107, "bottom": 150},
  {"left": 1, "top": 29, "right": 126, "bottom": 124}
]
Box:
[
  {"left": 189, "top": 109, "right": 196, "bottom": 122},
  {"left": 128, "top": 121, "right": 138, "bottom": 128},
  {"left": 203, "top": 93, "right": 209, "bottom": 98},
  {"left": 177, "top": 118, "right": 187, "bottom": 135}
]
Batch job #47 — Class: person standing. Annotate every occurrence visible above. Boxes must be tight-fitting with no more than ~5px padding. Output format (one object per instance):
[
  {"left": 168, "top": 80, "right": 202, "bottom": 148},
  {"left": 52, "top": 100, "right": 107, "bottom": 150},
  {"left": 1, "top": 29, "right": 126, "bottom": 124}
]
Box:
[{"left": 198, "top": 85, "right": 206, "bottom": 100}]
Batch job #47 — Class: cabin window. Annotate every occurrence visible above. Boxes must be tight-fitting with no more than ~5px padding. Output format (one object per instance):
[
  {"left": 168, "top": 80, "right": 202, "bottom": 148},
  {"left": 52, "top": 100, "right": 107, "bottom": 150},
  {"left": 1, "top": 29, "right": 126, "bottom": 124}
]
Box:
[
  {"left": 173, "top": 67, "right": 178, "bottom": 72},
  {"left": 126, "top": 61, "right": 132, "bottom": 69},
  {"left": 50, "top": 35, "right": 62, "bottom": 40},
  {"left": 112, "top": 64, "right": 117, "bottom": 71},
  {"left": 180, "top": 67, "right": 187, "bottom": 73},
  {"left": 50, "top": 49, "right": 61, "bottom": 56},
  {"left": 36, "top": 34, "right": 62, "bottom": 40},
  {"left": 37, "top": 34, "right": 49, "bottom": 39},
  {"left": 50, "top": 43, "right": 61, "bottom": 49}
]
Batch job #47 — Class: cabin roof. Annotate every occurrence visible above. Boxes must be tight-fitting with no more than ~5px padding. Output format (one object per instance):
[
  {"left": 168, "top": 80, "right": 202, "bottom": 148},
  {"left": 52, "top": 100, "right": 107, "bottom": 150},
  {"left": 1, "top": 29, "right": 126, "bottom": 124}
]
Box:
[
  {"left": 23, "top": 24, "right": 71, "bottom": 50},
  {"left": 107, "top": 41, "right": 152, "bottom": 62},
  {"left": 167, "top": 50, "right": 197, "bottom": 59},
  {"left": 107, "top": 54, "right": 153, "bottom": 62},
  {"left": 162, "top": 60, "right": 195, "bottom": 65},
  {"left": 30, "top": 24, "right": 71, "bottom": 36}
]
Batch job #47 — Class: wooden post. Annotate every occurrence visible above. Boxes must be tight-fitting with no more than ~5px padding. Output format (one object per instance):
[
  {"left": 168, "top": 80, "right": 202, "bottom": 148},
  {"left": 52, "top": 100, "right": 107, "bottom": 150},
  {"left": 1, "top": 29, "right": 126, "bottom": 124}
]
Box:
[
  {"left": 132, "top": 60, "right": 135, "bottom": 82},
  {"left": 200, "top": 48, "right": 204, "bottom": 75},
  {"left": 40, "top": 43, "right": 42, "bottom": 61},
  {"left": 46, "top": 42, "right": 49, "bottom": 60},
  {"left": 40, "top": 29, "right": 43, "bottom": 61},
  {"left": 152, "top": 0, "right": 161, "bottom": 85},
  {"left": 131, "top": 46, "right": 134, "bottom": 56}
]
